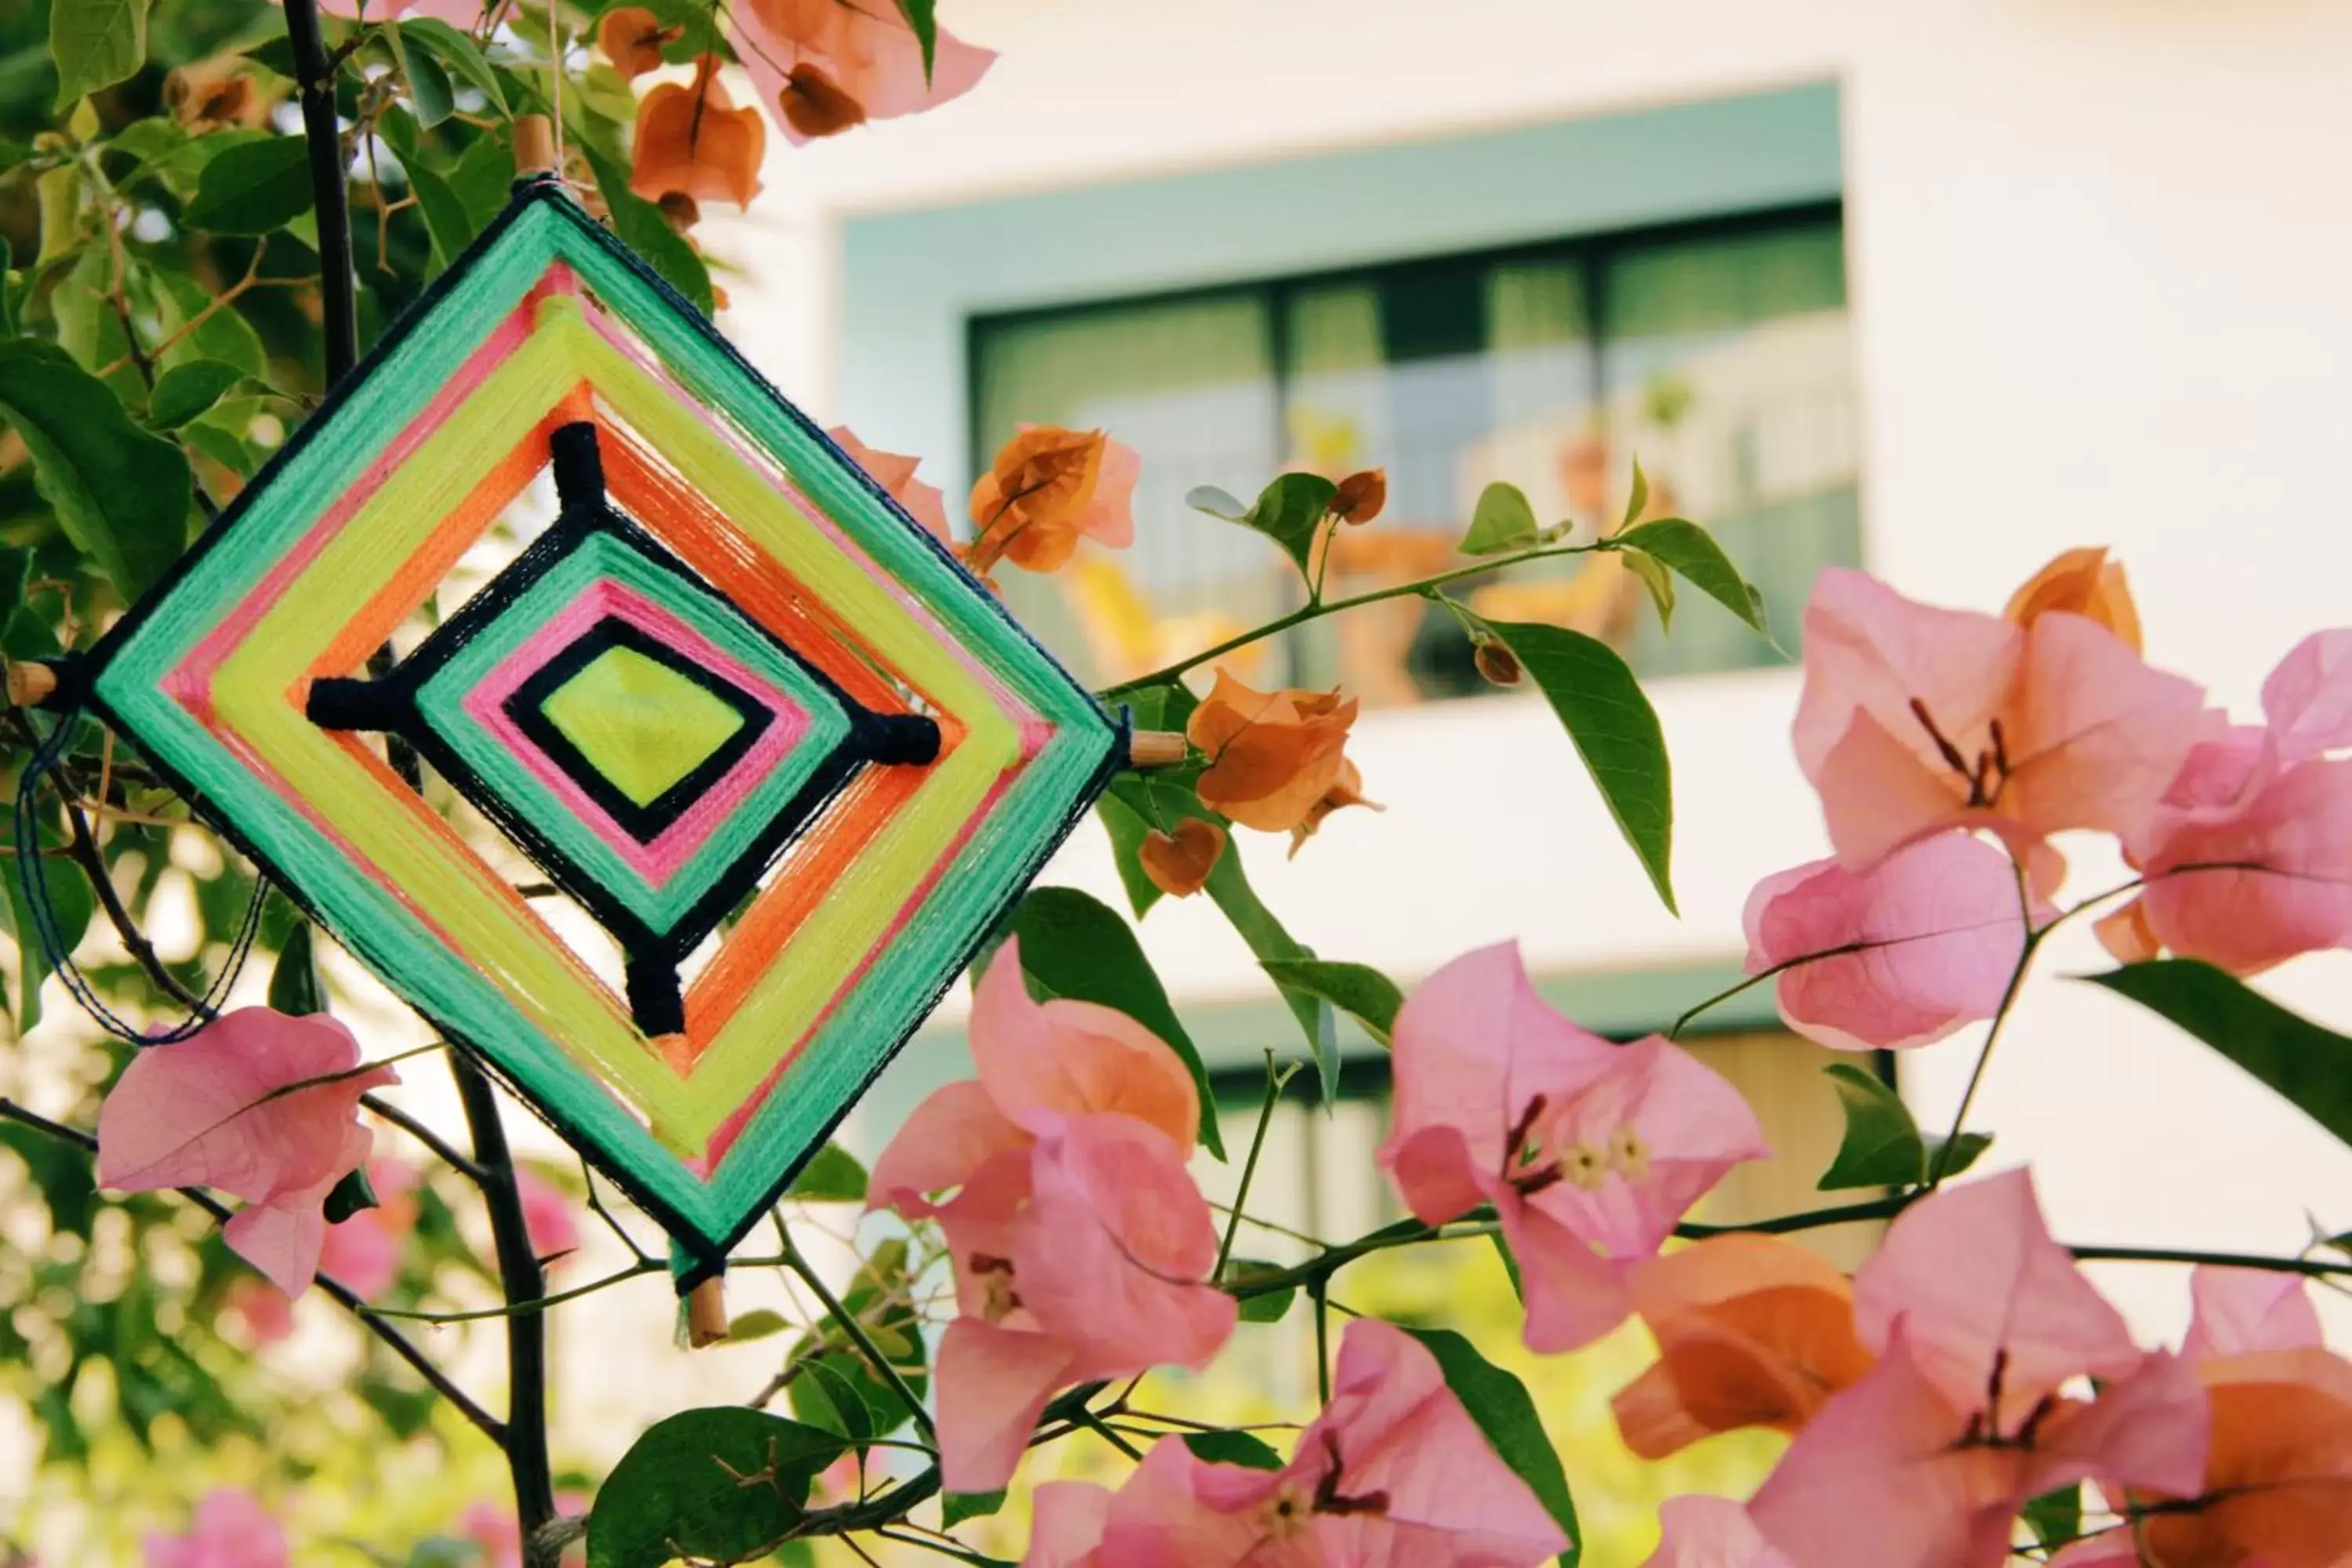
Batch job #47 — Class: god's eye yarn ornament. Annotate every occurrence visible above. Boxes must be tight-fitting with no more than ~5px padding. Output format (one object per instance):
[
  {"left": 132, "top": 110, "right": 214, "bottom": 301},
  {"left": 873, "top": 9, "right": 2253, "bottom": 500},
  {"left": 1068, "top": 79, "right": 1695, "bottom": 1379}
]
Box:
[{"left": 49, "top": 176, "right": 1124, "bottom": 1282}]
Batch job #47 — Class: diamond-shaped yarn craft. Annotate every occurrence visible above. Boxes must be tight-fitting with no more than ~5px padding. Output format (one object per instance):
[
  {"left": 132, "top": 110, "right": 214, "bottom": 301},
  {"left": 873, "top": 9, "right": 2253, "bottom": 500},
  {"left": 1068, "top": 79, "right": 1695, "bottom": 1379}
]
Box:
[{"left": 85, "top": 179, "right": 1125, "bottom": 1275}]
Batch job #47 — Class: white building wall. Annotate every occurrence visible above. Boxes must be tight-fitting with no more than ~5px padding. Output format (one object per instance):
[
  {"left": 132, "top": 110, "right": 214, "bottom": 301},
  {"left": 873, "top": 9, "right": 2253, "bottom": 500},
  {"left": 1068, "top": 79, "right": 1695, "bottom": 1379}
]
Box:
[{"left": 701, "top": 0, "right": 2352, "bottom": 1338}]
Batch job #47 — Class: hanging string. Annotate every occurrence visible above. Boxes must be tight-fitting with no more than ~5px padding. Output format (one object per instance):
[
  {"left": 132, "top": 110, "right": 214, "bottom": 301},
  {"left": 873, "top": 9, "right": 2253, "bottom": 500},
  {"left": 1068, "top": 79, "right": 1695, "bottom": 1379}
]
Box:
[{"left": 13, "top": 709, "right": 266, "bottom": 1044}]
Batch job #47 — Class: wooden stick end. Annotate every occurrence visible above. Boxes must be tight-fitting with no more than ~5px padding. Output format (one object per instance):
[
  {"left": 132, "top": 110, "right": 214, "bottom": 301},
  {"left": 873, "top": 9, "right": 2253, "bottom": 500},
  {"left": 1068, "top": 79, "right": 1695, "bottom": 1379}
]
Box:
[
  {"left": 685, "top": 1276, "right": 728, "bottom": 1348},
  {"left": 1127, "top": 729, "right": 1189, "bottom": 769},
  {"left": 3, "top": 659, "right": 57, "bottom": 710},
  {"left": 514, "top": 114, "right": 558, "bottom": 177}
]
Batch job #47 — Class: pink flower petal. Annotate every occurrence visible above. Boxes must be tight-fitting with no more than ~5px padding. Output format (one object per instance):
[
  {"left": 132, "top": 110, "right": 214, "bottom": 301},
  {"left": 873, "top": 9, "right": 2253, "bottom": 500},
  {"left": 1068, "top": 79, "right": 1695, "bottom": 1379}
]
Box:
[
  {"left": 1645, "top": 1496, "right": 1795, "bottom": 1568},
  {"left": 729, "top": 0, "right": 993, "bottom": 145},
  {"left": 971, "top": 940, "right": 1200, "bottom": 1151},
  {"left": 1853, "top": 1169, "right": 2140, "bottom": 1416},
  {"left": 2139, "top": 756, "right": 2352, "bottom": 974},
  {"left": 869, "top": 1080, "right": 1030, "bottom": 1218},
  {"left": 1305, "top": 1319, "right": 1571, "bottom": 1567},
  {"left": 2262, "top": 628, "right": 2352, "bottom": 763},
  {"left": 2034, "top": 1348, "right": 2210, "bottom": 1501},
  {"left": 1494, "top": 1183, "right": 1641, "bottom": 1354},
  {"left": 514, "top": 1164, "right": 581, "bottom": 1264},
  {"left": 1748, "top": 1328, "right": 2024, "bottom": 1568},
  {"left": 1009, "top": 1115, "right": 1235, "bottom": 1376},
  {"left": 935, "top": 1318, "right": 1080, "bottom": 1495},
  {"left": 2001, "top": 611, "right": 2206, "bottom": 851},
  {"left": 144, "top": 1488, "right": 288, "bottom": 1568},
  {"left": 1025, "top": 1482, "right": 1112, "bottom": 1568},
  {"left": 1075, "top": 436, "right": 1140, "bottom": 550},
  {"left": 1744, "top": 835, "right": 2042, "bottom": 1052},
  {"left": 2184, "top": 1265, "right": 2324, "bottom": 1361}
]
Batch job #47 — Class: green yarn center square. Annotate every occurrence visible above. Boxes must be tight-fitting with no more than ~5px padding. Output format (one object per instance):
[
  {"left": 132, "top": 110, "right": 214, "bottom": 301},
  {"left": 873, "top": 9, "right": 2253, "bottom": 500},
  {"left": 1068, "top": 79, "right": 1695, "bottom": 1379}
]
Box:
[{"left": 539, "top": 644, "right": 746, "bottom": 806}]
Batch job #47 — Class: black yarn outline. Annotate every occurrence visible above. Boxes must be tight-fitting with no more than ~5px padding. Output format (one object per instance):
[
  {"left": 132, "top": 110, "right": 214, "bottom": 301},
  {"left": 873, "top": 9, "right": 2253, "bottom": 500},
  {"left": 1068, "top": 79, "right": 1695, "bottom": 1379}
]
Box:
[
  {"left": 504, "top": 615, "right": 775, "bottom": 844},
  {"left": 78, "top": 180, "right": 1128, "bottom": 1283}
]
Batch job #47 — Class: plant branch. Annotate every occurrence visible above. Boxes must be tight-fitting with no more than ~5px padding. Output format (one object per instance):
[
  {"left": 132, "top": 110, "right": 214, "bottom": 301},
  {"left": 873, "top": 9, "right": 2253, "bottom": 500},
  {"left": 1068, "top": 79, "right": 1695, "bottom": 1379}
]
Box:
[
  {"left": 1926, "top": 871, "right": 2042, "bottom": 1187},
  {"left": 284, "top": 0, "right": 359, "bottom": 383},
  {"left": 448, "top": 1057, "right": 557, "bottom": 1541},
  {"left": 1216, "top": 1053, "right": 1296, "bottom": 1277},
  {"left": 781, "top": 1232, "right": 938, "bottom": 1443},
  {"left": 0, "top": 1097, "right": 506, "bottom": 1443},
  {"left": 1095, "top": 541, "right": 1601, "bottom": 699}
]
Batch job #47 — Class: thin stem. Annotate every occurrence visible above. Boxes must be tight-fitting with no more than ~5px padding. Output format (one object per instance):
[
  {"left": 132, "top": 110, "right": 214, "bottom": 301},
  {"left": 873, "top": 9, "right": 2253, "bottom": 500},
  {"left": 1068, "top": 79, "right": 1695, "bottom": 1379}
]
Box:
[
  {"left": 449, "top": 1055, "right": 557, "bottom": 1543},
  {"left": 361, "top": 1260, "right": 663, "bottom": 1321},
  {"left": 579, "top": 1158, "right": 652, "bottom": 1263},
  {"left": 1216, "top": 1053, "right": 1297, "bottom": 1277},
  {"left": 283, "top": 0, "right": 359, "bottom": 383},
  {"left": 1310, "top": 1280, "right": 1331, "bottom": 1405},
  {"left": 0, "top": 1098, "right": 506, "bottom": 1443},
  {"left": 363, "top": 1091, "right": 485, "bottom": 1183},
  {"left": 2069, "top": 1244, "right": 2352, "bottom": 1279},
  {"left": 53, "top": 783, "right": 209, "bottom": 1013},
  {"left": 1927, "top": 874, "right": 2043, "bottom": 1188},
  {"left": 1096, "top": 542, "right": 1601, "bottom": 699},
  {"left": 782, "top": 1233, "right": 938, "bottom": 1443},
  {"left": 1077, "top": 1408, "right": 1143, "bottom": 1461}
]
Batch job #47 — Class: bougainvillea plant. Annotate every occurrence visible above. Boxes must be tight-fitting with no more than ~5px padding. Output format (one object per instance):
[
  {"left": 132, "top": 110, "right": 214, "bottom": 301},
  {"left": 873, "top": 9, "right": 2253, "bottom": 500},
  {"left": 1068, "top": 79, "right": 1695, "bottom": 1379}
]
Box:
[{"left": 6, "top": 5, "right": 2352, "bottom": 1567}]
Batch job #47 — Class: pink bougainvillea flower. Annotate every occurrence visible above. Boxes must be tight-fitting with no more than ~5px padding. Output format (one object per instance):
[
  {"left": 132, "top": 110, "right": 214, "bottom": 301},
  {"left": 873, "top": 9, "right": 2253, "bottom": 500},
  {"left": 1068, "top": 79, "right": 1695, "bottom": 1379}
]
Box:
[
  {"left": 1791, "top": 567, "right": 2204, "bottom": 872},
  {"left": 1751, "top": 1170, "right": 2209, "bottom": 1568},
  {"left": 1612, "top": 1233, "right": 1875, "bottom": 1459},
  {"left": 967, "top": 426, "right": 1142, "bottom": 576},
  {"left": 2095, "top": 631, "right": 2352, "bottom": 975},
  {"left": 829, "top": 425, "right": 950, "bottom": 543},
  {"left": 1044, "top": 1317, "right": 1569, "bottom": 1568},
  {"left": 1742, "top": 833, "right": 2050, "bottom": 1052},
  {"left": 1024, "top": 1482, "right": 1113, "bottom": 1568},
  {"left": 461, "top": 1494, "right": 588, "bottom": 1568},
  {"left": 1751, "top": 1322, "right": 2205, "bottom": 1568},
  {"left": 1377, "top": 943, "right": 1767, "bottom": 1352},
  {"left": 1645, "top": 1495, "right": 1795, "bottom": 1568},
  {"left": 144, "top": 1489, "right": 287, "bottom": 1568},
  {"left": 225, "top": 1277, "right": 296, "bottom": 1345},
  {"left": 2183, "top": 1265, "right": 2324, "bottom": 1362},
  {"left": 729, "top": 0, "right": 995, "bottom": 145},
  {"left": 870, "top": 941, "right": 1230, "bottom": 1492},
  {"left": 98, "top": 1008, "right": 397, "bottom": 1298},
  {"left": 514, "top": 1163, "right": 581, "bottom": 1267}
]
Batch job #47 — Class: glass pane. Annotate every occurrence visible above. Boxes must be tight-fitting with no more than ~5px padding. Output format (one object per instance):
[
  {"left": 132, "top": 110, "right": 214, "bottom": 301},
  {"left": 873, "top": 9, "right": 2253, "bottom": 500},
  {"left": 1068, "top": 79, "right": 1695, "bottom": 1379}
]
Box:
[
  {"left": 1602, "top": 224, "right": 1861, "bottom": 675},
  {"left": 1289, "top": 263, "right": 1599, "bottom": 704},
  {"left": 970, "top": 293, "right": 1282, "bottom": 688}
]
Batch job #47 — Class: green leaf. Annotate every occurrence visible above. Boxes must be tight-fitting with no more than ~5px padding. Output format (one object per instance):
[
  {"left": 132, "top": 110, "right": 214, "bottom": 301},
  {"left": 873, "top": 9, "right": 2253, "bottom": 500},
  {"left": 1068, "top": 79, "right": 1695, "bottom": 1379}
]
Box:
[
  {"left": 895, "top": 0, "right": 938, "bottom": 81},
  {"left": 1620, "top": 547, "right": 1675, "bottom": 631},
  {"left": 1399, "top": 1327, "right": 1579, "bottom": 1566},
  {"left": 789, "top": 1352, "right": 879, "bottom": 1444},
  {"left": 1104, "top": 770, "right": 1337, "bottom": 1097},
  {"left": 145, "top": 360, "right": 243, "bottom": 430},
  {"left": 0, "top": 236, "right": 17, "bottom": 340},
  {"left": 322, "top": 1165, "right": 379, "bottom": 1224},
  {"left": 1096, "top": 789, "right": 1169, "bottom": 920},
  {"left": 723, "top": 1308, "right": 790, "bottom": 1344},
  {"left": 145, "top": 268, "right": 267, "bottom": 378},
  {"left": 267, "top": 920, "right": 326, "bottom": 1015},
  {"left": 1619, "top": 457, "right": 1650, "bottom": 533},
  {"left": 2, "top": 839, "right": 95, "bottom": 1033},
  {"left": 1182, "top": 1429, "right": 1285, "bottom": 1470},
  {"left": 401, "top": 18, "right": 509, "bottom": 113},
  {"left": 1817, "top": 1063, "right": 1987, "bottom": 1189},
  {"left": 2087, "top": 960, "right": 2352, "bottom": 1152},
  {"left": 942, "top": 1489, "right": 1007, "bottom": 1527},
  {"left": 1486, "top": 619, "right": 1675, "bottom": 913},
  {"left": 1221, "top": 1258, "right": 1296, "bottom": 1323},
  {"left": 2021, "top": 1483, "right": 2081, "bottom": 1549},
  {"left": 404, "top": 158, "right": 474, "bottom": 275},
  {"left": 386, "top": 25, "right": 456, "bottom": 130},
  {"left": 0, "top": 339, "right": 192, "bottom": 597},
  {"left": 587, "top": 1408, "right": 843, "bottom": 1568},
  {"left": 1196, "top": 472, "right": 1337, "bottom": 583},
  {"left": 1615, "top": 518, "right": 1770, "bottom": 637},
  {"left": 786, "top": 1142, "right": 868, "bottom": 1203},
  {"left": 580, "top": 140, "right": 714, "bottom": 317},
  {"left": 53, "top": 0, "right": 148, "bottom": 111},
  {"left": 445, "top": 133, "right": 517, "bottom": 230},
  {"left": 179, "top": 419, "right": 253, "bottom": 481},
  {"left": 1256, "top": 959, "right": 1403, "bottom": 1047},
  {"left": 1461, "top": 481, "right": 1541, "bottom": 557},
  {"left": 184, "top": 136, "right": 314, "bottom": 236},
  {"left": 1008, "top": 886, "right": 1224, "bottom": 1160}
]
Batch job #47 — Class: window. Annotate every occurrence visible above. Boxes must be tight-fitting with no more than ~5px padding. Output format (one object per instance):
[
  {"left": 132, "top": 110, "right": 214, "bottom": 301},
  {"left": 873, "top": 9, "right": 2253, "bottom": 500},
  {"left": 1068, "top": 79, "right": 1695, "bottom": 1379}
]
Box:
[{"left": 968, "top": 206, "right": 1860, "bottom": 704}]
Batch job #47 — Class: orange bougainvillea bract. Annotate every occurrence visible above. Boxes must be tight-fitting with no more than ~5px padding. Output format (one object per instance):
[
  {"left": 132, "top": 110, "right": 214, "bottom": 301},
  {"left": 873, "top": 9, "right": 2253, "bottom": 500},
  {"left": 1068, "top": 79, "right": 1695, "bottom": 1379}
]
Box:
[
  {"left": 1186, "top": 670, "right": 1361, "bottom": 835},
  {"left": 628, "top": 57, "right": 768, "bottom": 210}
]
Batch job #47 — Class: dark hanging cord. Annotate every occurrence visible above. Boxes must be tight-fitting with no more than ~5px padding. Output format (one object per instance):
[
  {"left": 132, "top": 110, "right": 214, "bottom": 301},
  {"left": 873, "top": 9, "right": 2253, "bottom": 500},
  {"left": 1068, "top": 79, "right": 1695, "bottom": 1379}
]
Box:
[{"left": 13, "top": 710, "right": 265, "bottom": 1044}]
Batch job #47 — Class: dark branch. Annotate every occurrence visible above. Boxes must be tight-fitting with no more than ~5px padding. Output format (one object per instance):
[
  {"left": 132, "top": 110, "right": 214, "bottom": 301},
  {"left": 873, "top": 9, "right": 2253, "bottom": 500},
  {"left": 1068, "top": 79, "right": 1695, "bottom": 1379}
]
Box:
[{"left": 282, "top": 0, "right": 359, "bottom": 383}]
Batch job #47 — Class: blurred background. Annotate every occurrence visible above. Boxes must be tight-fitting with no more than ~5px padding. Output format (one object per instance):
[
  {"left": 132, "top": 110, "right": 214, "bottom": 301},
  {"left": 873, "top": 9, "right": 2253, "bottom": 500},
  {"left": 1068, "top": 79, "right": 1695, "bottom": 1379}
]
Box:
[{"left": 6, "top": 0, "right": 2352, "bottom": 1562}]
